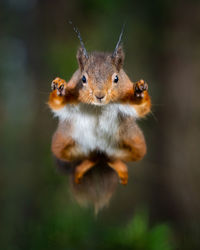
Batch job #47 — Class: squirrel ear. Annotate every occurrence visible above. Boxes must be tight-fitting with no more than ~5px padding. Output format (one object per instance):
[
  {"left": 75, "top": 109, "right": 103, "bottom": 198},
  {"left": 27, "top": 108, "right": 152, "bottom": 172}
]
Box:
[
  {"left": 111, "top": 46, "right": 125, "bottom": 71},
  {"left": 77, "top": 47, "right": 88, "bottom": 71}
]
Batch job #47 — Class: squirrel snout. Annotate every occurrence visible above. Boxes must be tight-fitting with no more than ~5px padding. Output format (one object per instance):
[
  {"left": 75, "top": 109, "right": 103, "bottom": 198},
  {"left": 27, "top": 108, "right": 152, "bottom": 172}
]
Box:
[
  {"left": 95, "top": 92, "right": 106, "bottom": 101},
  {"left": 95, "top": 95, "right": 105, "bottom": 100}
]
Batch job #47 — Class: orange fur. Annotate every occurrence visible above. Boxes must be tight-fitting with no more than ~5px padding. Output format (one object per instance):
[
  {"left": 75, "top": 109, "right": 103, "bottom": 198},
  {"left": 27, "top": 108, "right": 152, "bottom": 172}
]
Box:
[
  {"left": 48, "top": 90, "right": 68, "bottom": 110},
  {"left": 52, "top": 131, "right": 85, "bottom": 161},
  {"left": 113, "top": 116, "right": 147, "bottom": 163},
  {"left": 119, "top": 135, "right": 147, "bottom": 162}
]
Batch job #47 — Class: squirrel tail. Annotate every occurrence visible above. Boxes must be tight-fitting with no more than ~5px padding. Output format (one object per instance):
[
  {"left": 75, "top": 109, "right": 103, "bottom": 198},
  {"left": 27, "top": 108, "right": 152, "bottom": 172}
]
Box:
[{"left": 54, "top": 157, "right": 119, "bottom": 214}]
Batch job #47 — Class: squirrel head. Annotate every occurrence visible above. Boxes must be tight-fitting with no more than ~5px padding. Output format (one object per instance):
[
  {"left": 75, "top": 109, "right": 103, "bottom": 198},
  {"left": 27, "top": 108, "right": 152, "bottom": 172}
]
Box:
[{"left": 76, "top": 46, "right": 132, "bottom": 105}]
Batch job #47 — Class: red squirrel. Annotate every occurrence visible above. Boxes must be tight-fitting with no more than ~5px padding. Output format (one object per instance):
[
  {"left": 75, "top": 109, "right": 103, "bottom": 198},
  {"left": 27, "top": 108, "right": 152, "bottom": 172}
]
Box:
[{"left": 48, "top": 29, "right": 151, "bottom": 187}]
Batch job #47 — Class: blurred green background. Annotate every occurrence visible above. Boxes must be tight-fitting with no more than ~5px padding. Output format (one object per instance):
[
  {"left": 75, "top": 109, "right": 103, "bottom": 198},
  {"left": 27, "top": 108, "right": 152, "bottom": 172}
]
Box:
[{"left": 1, "top": 0, "right": 200, "bottom": 249}]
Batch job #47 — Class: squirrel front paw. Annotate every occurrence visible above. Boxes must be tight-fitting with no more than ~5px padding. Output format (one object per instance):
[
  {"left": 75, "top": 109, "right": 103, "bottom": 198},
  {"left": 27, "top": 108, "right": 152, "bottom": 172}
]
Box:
[
  {"left": 51, "top": 77, "right": 67, "bottom": 96},
  {"left": 134, "top": 79, "right": 148, "bottom": 98}
]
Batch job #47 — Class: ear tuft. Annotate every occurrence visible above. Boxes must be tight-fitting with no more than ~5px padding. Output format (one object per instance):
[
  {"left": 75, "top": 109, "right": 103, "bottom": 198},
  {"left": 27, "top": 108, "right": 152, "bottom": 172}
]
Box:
[
  {"left": 76, "top": 47, "right": 88, "bottom": 71},
  {"left": 111, "top": 46, "right": 125, "bottom": 71}
]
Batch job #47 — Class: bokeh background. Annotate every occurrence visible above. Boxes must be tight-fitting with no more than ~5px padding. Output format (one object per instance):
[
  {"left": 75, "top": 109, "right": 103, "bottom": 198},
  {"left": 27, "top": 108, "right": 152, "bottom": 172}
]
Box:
[{"left": 1, "top": 0, "right": 200, "bottom": 249}]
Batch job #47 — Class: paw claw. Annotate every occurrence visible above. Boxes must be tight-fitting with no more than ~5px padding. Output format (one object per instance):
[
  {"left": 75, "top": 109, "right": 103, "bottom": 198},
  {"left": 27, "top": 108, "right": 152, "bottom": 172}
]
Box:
[{"left": 51, "top": 81, "right": 58, "bottom": 91}]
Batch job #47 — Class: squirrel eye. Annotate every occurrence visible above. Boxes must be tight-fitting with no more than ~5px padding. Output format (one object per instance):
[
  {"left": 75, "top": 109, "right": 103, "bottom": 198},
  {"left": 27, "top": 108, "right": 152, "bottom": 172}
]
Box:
[
  {"left": 82, "top": 75, "right": 87, "bottom": 84},
  {"left": 114, "top": 75, "right": 119, "bottom": 83}
]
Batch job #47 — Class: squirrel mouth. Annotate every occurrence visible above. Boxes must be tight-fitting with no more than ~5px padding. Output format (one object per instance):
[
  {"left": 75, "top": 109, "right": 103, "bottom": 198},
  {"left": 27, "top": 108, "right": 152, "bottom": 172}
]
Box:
[
  {"left": 93, "top": 100, "right": 107, "bottom": 106},
  {"left": 92, "top": 95, "right": 107, "bottom": 105},
  {"left": 92, "top": 101, "right": 106, "bottom": 106}
]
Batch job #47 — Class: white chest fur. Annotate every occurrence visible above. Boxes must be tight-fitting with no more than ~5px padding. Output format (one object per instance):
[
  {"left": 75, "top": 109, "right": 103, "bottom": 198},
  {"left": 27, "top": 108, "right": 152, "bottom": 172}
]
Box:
[{"left": 53, "top": 103, "right": 138, "bottom": 156}]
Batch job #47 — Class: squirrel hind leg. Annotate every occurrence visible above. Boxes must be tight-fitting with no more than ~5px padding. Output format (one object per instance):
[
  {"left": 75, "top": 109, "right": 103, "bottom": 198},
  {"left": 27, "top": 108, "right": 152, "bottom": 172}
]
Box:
[
  {"left": 107, "top": 159, "right": 128, "bottom": 185},
  {"left": 118, "top": 135, "right": 147, "bottom": 162},
  {"left": 74, "top": 159, "right": 96, "bottom": 184},
  {"left": 118, "top": 120, "right": 147, "bottom": 162},
  {"left": 51, "top": 132, "right": 85, "bottom": 162}
]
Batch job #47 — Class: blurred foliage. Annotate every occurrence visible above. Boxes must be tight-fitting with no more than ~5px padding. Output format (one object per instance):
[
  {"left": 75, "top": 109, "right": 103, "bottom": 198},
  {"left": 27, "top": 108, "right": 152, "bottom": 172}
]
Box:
[
  {"left": 27, "top": 206, "right": 174, "bottom": 250},
  {"left": 106, "top": 211, "right": 174, "bottom": 250}
]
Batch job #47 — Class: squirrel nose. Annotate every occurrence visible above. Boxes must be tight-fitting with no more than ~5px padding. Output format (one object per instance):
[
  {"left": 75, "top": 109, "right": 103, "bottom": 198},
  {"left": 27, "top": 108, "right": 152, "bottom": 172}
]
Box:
[{"left": 95, "top": 94, "right": 105, "bottom": 101}]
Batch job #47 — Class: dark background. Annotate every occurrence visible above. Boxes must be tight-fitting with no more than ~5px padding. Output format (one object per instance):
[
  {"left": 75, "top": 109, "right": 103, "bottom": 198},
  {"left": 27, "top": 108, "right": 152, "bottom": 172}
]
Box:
[{"left": 1, "top": 0, "right": 200, "bottom": 249}]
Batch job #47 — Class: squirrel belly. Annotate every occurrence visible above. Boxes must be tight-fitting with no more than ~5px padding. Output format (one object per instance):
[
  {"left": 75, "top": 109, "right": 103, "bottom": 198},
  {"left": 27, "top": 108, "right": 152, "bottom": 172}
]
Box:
[{"left": 52, "top": 103, "right": 139, "bottom": 157}]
